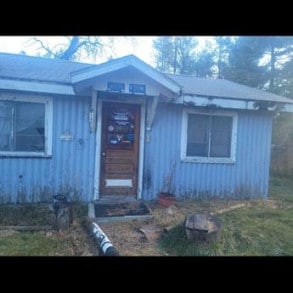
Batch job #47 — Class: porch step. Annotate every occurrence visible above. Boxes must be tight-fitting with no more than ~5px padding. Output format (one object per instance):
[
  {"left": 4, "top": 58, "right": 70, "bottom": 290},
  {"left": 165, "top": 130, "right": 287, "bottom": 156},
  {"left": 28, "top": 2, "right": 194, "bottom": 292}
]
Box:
[
  {"left": 92, "top": 214, "right": 152, "bottom": 223},
  {"left": 88, "top": 200, "right": 152, "bottom": 222},
  {"left": 96, "top": 196, "right": 137, "bottom": 204}
]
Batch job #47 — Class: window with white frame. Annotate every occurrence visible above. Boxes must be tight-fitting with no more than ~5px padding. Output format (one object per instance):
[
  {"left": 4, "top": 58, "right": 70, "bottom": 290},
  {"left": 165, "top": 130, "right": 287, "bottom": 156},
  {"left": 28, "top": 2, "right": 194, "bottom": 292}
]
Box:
[
  {"left": 181, "top": 110, "right": 237, "bottom": 163},
  {"left": 0, "top": 95, "right": 52, "bottom": 156}
]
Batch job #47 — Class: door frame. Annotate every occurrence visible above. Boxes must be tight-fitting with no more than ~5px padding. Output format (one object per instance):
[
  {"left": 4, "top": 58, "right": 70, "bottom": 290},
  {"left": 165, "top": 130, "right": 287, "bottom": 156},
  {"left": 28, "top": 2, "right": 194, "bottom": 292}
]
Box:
[{"left": 93, "top": 96, "right": 146, "bottom": 200}]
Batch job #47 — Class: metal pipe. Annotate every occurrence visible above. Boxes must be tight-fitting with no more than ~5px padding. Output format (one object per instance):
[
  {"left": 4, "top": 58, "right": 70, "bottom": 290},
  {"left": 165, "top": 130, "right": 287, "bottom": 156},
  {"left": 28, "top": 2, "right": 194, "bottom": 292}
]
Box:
[{"left": 91, "top": 221, "right": 119, "bottom": 256}]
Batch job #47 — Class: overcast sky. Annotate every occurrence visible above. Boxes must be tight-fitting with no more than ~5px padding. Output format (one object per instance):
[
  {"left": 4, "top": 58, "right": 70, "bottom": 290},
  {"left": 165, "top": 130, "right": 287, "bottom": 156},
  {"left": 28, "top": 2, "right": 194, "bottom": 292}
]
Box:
[
  {"left": 0, "top": 36, "right": 156, "bottom": 65},
  {"left": 0, "top": 36, "right": 213, "bottom": 66}
]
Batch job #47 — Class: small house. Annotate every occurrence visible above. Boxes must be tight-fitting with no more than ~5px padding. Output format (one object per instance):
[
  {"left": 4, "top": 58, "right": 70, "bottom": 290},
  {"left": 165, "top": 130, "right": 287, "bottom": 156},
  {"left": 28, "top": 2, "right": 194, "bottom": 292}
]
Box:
[{"left": 0, "top": 52, "right": 292, "bottom": 203}]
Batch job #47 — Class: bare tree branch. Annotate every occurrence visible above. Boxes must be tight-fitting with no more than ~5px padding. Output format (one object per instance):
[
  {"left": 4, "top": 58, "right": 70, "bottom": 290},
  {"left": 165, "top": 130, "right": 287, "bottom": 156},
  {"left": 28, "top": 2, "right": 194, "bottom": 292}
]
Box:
[
  {"left": 29, "top": 36, "right": 106, "bottom": 61},
  {"left": 28, "top": 36, "right": 145, "bottom": 62},
  {"left": 32, "top": 38, "right": 58, "bottom": 58}
]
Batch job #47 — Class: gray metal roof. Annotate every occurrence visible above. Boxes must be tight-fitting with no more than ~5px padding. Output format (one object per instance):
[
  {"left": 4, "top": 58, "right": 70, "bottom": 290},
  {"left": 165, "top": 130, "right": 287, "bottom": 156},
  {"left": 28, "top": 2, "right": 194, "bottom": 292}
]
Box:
[
  {"left": 0, "top": 52, "right": 292, "bottom": 104},
  {"left": 167, "top": 74, "right": 293, "bottom": 104},
  {"left": 0, "top": 52, "right": 92, "bottom": 84}
]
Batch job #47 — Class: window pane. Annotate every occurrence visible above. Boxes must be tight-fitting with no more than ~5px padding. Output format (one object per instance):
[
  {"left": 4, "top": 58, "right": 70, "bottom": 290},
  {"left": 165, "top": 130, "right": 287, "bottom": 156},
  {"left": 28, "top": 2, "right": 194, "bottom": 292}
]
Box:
[
  {"left": 15, "top": 102, "right": 45, "bottom": 151},
  {"left": 0, "top": 101, "right": 13, "bottom": 151},
  {"left": 187, "top": 114, "right": 209, "bottom": 156},
  {"left": 210, "top": 116, "right": 232, "bottom": 157}
]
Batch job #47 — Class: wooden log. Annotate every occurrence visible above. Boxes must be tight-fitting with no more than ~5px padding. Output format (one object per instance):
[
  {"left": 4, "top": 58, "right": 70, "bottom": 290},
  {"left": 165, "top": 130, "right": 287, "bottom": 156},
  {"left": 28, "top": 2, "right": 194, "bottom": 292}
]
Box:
[{"left": 213, "top": 203, "right": 247, "bottom": 215}]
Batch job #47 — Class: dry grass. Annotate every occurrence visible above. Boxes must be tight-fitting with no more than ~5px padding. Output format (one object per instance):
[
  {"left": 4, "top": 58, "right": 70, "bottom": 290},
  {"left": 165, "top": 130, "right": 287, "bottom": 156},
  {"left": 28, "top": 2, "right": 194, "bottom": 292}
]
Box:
[
  {"left": 99, "top": 178, "right": 293, "bottom": 256},
  {"left": 0, "top": 203, "right": 98, "bottom": 256},
  {"left": 0, "top": 176, "right": 291, "bottom": 256},
  {"left": 99, "top": 198, "right": 251, "bottom": 256},
  {"left": 0, "top": 220, "right": 98, "bottom": 256}
]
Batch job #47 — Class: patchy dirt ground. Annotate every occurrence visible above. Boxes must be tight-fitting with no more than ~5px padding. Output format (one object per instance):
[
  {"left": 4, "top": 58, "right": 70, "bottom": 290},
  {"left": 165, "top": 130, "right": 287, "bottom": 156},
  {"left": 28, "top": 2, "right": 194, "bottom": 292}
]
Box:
[
  {"left": 98, "top": 201, "right": 202, "bottom": 256},
  {"left": 0, "top": 198, "right": 284, "bottom": 256},
  {"left": 45, "top": 220, "right": 100, "bottom": 256},
  {"left": 98, "top": 198, "right": 266, "bottom": 256},
  {"left": 98, "top": 197, "right": 287, "bottom": 256}
]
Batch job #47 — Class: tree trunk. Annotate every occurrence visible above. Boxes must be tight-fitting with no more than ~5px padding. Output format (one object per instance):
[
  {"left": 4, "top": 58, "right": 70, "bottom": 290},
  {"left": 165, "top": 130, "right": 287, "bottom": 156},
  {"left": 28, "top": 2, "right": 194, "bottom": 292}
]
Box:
[{"left": 59, "top": 36, "right": 80, "bottom": 60}]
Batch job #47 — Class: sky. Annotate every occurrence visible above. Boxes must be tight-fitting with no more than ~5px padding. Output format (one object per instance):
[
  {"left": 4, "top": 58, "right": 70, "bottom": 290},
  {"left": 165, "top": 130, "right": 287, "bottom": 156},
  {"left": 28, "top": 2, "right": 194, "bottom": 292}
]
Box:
[
  {"left": 0, "top": 36, "right": 212, "bottom": 66},
  {"left": 0, "top": 36, "right": 156, "bottom": 65}
]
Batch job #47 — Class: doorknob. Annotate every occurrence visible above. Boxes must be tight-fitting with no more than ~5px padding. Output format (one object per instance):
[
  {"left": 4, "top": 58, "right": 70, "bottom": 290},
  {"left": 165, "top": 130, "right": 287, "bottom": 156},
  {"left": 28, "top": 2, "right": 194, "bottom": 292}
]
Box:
[{"left": 101, "top": 152, "right": 106, "bottom": 157}]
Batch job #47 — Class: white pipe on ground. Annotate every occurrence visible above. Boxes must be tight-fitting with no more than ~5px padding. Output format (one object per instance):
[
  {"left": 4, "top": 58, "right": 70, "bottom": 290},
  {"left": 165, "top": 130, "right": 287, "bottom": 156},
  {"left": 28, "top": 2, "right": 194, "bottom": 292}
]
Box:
[{"left": 91, "top": 221, "right": 119, "bottom": 256}]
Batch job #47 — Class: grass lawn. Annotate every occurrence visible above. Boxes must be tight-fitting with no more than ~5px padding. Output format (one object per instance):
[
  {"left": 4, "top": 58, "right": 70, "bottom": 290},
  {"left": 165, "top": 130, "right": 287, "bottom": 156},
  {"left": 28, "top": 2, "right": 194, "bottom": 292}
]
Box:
[
  {"left": 0, "top": 203, "right": 97, "bottom": 256},
  {"left": 0, "top": 177, "right": 292, "bottom": 256},
  {"left": 158, "top": 176, "right": 293, "bottom": 256},
  {"left": 0, "top": 230, "right": 77, "bottom": 256}
]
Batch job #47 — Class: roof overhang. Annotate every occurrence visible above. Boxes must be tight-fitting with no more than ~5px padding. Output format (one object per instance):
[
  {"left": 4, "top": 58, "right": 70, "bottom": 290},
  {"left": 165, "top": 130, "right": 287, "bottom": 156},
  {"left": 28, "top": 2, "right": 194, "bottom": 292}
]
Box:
[
  {"left": 0, "top": 78, "right": 75, "bottom": 96},
  {"left": 176, "top": 94, "right": 293, "bottom": 112},
  {"left": 70, "top": 55, "right": 182, "bottom": 96}
]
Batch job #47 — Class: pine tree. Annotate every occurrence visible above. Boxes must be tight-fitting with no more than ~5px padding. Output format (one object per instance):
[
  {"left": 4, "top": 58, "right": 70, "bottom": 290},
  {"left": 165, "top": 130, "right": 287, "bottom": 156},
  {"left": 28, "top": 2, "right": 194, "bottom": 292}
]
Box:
[
  {"left": 224, "top": 36, "right": 267, "bottom": 88},
  {"left": 153, "top": 36, "right": 215, "bottom": 77}
]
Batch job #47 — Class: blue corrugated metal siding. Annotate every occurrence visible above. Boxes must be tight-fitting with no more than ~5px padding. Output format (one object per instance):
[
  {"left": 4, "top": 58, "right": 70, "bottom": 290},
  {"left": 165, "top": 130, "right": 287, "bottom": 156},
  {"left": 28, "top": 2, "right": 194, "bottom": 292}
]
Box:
[
  {"left": 0, "top": 95, "right": 96, "bottom": 203},
  {"left": 0, "top": 96, "right": 273, "bottom": 203},
  {"left": 142, "top": 103, "right": 273, "bottom": 200}
]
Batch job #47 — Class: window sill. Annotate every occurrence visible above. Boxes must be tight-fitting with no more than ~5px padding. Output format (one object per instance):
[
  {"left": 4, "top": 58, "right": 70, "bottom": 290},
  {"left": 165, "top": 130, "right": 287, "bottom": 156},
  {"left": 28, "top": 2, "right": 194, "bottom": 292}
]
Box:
[
  {"left": 0, "top": 152, "right": 52, "bottom": 158},
  {"left": 181, "top": 157, "right": 235, "bottom": 164}
]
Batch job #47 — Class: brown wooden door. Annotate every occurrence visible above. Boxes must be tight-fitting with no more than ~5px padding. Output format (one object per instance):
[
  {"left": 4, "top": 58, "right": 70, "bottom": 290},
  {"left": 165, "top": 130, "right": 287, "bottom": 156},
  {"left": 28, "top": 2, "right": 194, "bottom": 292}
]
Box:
[{"left": 100, "top": 102, "right": 140, "bottom": 196}]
